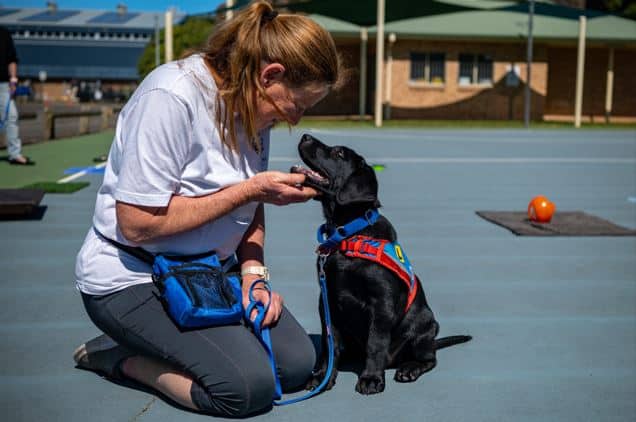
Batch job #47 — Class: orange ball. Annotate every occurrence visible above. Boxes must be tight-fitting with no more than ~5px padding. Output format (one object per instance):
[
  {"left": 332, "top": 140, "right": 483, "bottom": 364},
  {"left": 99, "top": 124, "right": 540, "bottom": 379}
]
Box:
[{"left": 528, "top": 195, "right": 556, "bottom": 223}]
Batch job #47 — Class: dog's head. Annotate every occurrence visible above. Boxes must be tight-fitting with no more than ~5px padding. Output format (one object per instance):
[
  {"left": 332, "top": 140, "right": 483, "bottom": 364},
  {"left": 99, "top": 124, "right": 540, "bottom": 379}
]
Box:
[{"left": 291, "top": 134, "right": 380, "bottom": 222}]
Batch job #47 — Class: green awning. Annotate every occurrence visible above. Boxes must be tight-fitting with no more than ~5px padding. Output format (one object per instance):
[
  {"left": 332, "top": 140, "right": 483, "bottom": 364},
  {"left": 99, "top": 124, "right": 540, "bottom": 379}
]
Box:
[
  {"left": 369, "top": 9, "right": 636, "bottom": 43},
  {"left": 587, "top": 15, "right": 636, "bottom": 42},
  {"left": 308, "top": 14, "right": 362, "bottom": 37}
]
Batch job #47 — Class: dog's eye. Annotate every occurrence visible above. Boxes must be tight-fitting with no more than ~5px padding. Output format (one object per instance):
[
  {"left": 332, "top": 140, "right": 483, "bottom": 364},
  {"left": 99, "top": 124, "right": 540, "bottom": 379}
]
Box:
[{"left": 332, "top": 148, "right": 346, "bottom": 159}]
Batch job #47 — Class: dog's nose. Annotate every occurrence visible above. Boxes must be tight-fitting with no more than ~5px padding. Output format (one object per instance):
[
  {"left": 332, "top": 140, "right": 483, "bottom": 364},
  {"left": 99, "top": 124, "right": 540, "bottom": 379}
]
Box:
[{"left": 300, "top": 134, "right": 314, "bottom": 145}]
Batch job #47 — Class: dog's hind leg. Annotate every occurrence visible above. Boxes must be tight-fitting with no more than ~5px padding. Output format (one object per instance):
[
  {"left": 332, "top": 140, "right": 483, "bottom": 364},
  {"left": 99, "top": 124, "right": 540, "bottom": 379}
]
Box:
[
  {"left": 394, "top": 322, "right": 438, "bottom": 383},
  {"left": 394, "top": 357, "right": 436, "bottom": 383}
]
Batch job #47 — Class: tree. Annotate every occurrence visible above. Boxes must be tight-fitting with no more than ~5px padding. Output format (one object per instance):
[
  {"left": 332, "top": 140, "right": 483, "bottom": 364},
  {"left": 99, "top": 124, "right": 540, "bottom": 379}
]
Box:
[
  {"left": 137, "top": 16, "right": 215, "bottom": 80},
  {"left": 586, "top": 0, "right": 636, "bottom": 19}
]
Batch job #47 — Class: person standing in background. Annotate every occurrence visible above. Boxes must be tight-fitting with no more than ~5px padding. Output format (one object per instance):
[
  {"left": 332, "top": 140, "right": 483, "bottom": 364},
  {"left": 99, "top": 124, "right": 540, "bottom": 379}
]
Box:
[{"left": 0, "top": 26, "right": 34, "bottom": 165}]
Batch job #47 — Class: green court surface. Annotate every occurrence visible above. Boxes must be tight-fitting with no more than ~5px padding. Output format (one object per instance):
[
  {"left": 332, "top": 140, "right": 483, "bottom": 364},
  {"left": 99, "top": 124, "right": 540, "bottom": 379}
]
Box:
[{"left": 0, "top": 131, "right": 114, "bottom": 189}]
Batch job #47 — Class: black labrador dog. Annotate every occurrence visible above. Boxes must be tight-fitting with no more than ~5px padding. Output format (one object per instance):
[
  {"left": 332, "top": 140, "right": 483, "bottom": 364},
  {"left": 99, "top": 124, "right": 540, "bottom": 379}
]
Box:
[{"left": 292, "top": 134, "right": 471, "bottom": 395}]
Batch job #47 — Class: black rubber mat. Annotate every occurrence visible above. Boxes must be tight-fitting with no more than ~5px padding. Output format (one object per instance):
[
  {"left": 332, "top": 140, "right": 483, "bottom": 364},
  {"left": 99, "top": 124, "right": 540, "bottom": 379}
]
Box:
[
  {"left": 476, "top": 211, "right": 636, "bottom": 236},
  {"left": 0, "top": 189, "right": 45, "bottom": 219}
]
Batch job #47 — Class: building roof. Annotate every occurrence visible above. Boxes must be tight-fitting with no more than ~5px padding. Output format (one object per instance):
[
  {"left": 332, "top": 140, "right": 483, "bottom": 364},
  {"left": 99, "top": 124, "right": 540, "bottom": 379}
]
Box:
[
  {"left": 0, "top": 6, "right": 185, "bottom": 30},
  {"left": 370, "top": 7, "right": 636, "bottom": 44},
  {"left": 308, "top": 14, "right": 362, "bottom": 37},
  {"left": 586, "top": 15, "right": 636, "bottom": 42},
  {"left": 275, "top": 0, "right": 635, "bottom": 44}
]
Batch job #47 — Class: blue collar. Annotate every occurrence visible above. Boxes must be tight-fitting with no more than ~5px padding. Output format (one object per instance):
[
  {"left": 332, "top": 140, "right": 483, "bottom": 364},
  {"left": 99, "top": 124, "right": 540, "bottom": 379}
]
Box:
[{"left": 316, "top": 209, "right": 380, "bottom": 252}]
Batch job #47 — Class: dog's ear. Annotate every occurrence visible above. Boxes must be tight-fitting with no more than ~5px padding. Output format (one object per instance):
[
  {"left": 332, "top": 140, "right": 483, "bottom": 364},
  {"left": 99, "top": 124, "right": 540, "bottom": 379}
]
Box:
[{"left": 336, "top": 165, "right": 379, "bottom": 206}]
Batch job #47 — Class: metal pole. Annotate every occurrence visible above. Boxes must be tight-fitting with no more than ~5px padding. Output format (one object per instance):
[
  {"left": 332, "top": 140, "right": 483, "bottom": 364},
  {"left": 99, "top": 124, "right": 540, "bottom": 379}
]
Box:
[
  {"left": 524, "top": 0, "right": 534, "bottom": 128},
  {"left": 226, "top": 0, "right": 235, "bottom": 20},
  {"left": 165, "top": 9, "right": 174, "bottom": 63},
  {"left": 384, "top": 33, "right": 396, "bottom": 120},
  {"left": 604, "top": 47, "right": 614, "bottom": 124},
  {"left": 374, "top": 0, "right": 385, "bottom": 128},
  {"left": 154, "top": 14, "right": 160, "bottom": 67},
  {"left": 574, "top": 15, "right": 587, "bottom": 128},
  {"left": 359, "top": 28, "right": 368, "bottom": 119}
]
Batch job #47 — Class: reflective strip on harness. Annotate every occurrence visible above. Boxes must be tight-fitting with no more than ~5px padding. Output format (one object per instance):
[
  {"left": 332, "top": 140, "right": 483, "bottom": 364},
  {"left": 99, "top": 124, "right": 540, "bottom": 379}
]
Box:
[{"left": 340, "top": 235, "right": 418, "bottom": 312}]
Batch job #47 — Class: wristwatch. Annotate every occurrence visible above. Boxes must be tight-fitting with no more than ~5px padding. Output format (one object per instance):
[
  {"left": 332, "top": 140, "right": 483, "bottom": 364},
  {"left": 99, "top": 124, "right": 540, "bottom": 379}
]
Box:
[{"left": 241, "top": 266, "right": 270, "bottom": 281}]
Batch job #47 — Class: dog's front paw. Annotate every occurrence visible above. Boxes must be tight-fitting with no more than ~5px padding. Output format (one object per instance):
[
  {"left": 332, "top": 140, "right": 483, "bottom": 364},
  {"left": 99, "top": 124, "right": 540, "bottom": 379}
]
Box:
[
  {"left": 305, "top": 369, "right": 337, "bottom": 392},
  {"left": 355, "top": 373, "right": 385, "bottom": 395},
  {"left": 394, "top": 360, "right": 436, "bottom": 383}
]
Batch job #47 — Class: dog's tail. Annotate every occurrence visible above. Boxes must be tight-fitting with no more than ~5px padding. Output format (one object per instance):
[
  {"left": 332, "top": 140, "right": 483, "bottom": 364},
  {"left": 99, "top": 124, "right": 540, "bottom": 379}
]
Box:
[{"left": 434, "top": 335, "right": 472, "bottom": 350}]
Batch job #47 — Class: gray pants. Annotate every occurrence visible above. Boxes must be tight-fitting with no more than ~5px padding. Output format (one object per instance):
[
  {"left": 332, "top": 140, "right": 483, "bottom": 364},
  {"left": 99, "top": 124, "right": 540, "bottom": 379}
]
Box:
[
  {"left": 81, "top": 282, "right": 316, "bottom": 417},
  {"left": 0, "top": 82, "right": 21, "bottom": 160}
]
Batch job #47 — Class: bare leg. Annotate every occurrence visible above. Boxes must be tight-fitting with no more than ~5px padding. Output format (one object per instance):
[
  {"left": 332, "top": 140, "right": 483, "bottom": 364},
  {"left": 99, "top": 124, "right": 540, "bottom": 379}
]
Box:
[{"left": 121, "top": 356, "right": 198, "bottom": 411}]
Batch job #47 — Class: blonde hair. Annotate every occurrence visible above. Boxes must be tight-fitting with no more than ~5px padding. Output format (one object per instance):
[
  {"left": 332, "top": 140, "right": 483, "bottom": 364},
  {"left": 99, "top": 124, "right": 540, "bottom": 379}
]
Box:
[{"left": 202, "top": 0, "right": 344, "bottom": 151}]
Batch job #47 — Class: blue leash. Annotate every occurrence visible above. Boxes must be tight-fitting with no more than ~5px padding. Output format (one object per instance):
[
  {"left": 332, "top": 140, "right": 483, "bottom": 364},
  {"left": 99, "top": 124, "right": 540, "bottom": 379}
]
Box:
[
  {"left": 245, "top": 254, "right": 335, "bottom": 405},
  {"left": 245, "top": 280, "right": 283, "bottom": 400}
]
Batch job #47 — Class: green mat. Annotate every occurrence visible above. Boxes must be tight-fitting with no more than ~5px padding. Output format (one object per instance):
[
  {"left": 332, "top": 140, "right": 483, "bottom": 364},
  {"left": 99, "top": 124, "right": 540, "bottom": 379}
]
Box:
[{"left": 0, "top": 130, "right": 113, "bottom": 188}]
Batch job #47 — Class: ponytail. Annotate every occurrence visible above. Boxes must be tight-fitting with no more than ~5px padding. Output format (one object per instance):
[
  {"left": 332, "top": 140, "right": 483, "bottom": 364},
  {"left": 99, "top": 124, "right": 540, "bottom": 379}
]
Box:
[{"left": 201, "top": 0, "right": 344, "bottom": 152}]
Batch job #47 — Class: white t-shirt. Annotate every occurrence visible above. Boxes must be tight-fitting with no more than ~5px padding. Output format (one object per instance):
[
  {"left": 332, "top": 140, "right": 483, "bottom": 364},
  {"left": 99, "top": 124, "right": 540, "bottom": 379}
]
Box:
[{"left": 75, "top": 54, "right": 270, "bottom": 295}]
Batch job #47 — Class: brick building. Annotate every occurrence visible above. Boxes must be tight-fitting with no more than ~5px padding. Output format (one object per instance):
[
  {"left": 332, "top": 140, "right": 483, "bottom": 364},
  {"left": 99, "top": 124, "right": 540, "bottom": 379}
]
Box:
[
  {"left": 303, "top": 2, "right": 636, "bottom": 123},
  {"left": 2, "top": 1, "right": 635, "bottom": 124}
]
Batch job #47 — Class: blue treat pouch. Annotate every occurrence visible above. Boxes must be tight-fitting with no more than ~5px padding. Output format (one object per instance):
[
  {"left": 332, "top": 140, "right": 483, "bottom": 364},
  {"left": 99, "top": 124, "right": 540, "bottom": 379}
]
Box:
[{"left": 151, "top": 253, "right": 243, "bottom": 328}]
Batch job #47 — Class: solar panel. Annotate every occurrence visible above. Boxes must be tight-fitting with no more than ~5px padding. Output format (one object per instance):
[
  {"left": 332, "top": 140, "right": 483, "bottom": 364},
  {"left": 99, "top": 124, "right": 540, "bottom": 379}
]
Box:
[
  {"left": 88, "top": 12, "right": 139, "bottom": 24},
  {"left": 0, "top": 9, "right": 20, "bottom": 17},
  {"left": 21, "top": 10, "right": 79, "bottom": 22}
]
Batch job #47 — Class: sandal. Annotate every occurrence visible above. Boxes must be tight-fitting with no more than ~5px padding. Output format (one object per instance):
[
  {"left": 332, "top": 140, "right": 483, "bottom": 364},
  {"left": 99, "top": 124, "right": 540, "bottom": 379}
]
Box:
[
  {"left": 9, "top": 156, "right": 35, "bottom": 166},
  {"left": 73, "top": 334, "right": 134, "bottom": 379}
]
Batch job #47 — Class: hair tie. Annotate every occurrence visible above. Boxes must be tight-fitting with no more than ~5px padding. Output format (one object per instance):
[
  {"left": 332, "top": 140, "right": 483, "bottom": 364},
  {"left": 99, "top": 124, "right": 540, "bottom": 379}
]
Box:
[{"left": 262, "top": 9, "right": 278, "bottom": 24}]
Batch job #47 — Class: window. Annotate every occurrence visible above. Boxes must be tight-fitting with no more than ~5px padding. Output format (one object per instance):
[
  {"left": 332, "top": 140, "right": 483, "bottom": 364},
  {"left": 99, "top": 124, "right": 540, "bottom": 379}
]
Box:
[
  {"left": 458, "top": 54, "right": 493, "bottom": 85},
  {"left": 410, "top": 52, "right": 445, "bottom": 84}
]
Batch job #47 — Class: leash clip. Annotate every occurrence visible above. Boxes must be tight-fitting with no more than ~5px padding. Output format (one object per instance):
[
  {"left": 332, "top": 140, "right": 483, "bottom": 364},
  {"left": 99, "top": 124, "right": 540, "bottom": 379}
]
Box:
[{"left": 317, "top": 254, "right": 328, "bottom": 279}]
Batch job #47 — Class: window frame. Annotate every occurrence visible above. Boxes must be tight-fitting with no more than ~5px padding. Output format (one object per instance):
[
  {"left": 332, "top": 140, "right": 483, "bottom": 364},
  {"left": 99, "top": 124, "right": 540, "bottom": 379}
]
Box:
[
  {"left": 409, "top": 52, "right": 446, "bottom": 86},
  {"left": 458, "top": 53, "right": 494, "bottom": 87}
]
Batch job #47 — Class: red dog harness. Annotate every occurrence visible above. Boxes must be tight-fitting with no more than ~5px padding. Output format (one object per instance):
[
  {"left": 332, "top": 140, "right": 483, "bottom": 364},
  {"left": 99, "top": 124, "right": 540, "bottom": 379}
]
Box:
[{"left": 339, "top": 235, "right": 418, "bottom": 312}]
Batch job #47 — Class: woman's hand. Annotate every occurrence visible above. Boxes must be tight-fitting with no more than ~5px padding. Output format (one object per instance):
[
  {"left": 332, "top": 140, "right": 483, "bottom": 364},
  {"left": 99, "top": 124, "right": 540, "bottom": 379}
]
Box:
[
  {"left": 242, "top": 275, "right": 284, "bottom": 327},
  {"left": 249, "top": 171, "right": 318, "bottom": 205}
]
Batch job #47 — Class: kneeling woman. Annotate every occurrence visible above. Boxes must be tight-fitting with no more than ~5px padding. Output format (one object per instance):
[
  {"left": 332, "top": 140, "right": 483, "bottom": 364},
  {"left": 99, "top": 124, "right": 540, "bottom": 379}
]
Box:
[{"left": 73, "top": 1, "right": 344, "bottom": 417}]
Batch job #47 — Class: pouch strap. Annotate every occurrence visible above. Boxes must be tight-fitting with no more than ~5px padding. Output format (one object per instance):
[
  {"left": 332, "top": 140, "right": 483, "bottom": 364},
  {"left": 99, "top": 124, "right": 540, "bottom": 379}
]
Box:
[
  {"left": 102, "top": 235, "right": 155, "bottom": 265},
  {"left": 100, "top": 231, "right": 236, "bottom": 269}
]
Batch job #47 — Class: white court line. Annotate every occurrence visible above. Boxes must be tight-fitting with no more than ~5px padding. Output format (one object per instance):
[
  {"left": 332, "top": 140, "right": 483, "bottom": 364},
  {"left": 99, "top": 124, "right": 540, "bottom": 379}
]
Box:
[
  {"left": 53, "top": 155, "right": 634, "bottom": 185},
  {"left": 304, "top": 128, "right": 636, "bottom": 143},
  {"left": 271, "top": 156, "right": 636, "bottom": 164},
  {"left": 57, "top": 162, "right": 107, "bottom": 183}
]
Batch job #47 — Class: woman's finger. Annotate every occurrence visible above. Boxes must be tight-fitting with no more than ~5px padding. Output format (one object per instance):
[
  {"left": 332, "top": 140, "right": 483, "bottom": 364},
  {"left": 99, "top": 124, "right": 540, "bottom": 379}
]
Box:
[{"left": 263, "top": 293, "right": 283, "bottom": 327}]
